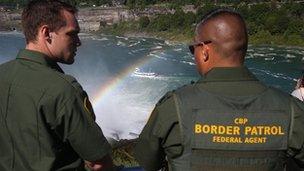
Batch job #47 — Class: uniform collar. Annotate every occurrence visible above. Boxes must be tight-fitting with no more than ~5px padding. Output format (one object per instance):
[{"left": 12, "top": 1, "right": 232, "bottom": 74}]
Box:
[
  {"left": 198, "top": 66, "right": 258, "bottom": 83},
  {"left": 16, "top": 49, "right": 64, "bottom": 73}
]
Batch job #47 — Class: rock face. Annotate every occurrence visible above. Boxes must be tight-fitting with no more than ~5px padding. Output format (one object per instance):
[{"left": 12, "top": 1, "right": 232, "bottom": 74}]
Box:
[
  {"left": 78, "top": 7, "right": 135, "bottom": 31},
  {"left": 0, "top": 10, "right": 22, "bottom": 31},
  {"left": 77, "top": 5, "right": 195, "bottom": 31},
  {"left": 0, "top": 7, "right": 137, "bottom": 32},
  {"left": 0, "top": 5, "right": 196, "bottom": 32}
]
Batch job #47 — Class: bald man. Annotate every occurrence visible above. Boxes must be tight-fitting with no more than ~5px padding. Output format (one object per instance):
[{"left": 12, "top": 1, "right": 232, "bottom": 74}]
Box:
[{"left": 134, "top": 9, "right": 304, "bottom": 171}]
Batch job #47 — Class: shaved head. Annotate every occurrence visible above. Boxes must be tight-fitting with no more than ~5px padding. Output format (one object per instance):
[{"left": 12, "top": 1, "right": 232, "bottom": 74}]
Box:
[{"left": 196, "top": 9, "right": 248, "bottom": 63}]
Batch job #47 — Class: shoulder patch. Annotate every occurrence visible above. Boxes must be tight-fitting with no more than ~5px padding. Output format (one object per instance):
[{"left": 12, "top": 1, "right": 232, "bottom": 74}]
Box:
[{"left": 83, "top": 97, "right": 96, "bottom": 120}]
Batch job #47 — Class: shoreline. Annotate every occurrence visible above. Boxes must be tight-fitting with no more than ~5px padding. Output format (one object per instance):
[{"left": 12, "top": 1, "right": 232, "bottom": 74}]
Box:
[
  {"left": 1, "top": 2, "right": 304, "bottom": 48},
  {"left": 1, "top": 30, "right": 304, "bottom": 49},
  {"left": 98, "top": 30, "right": 304, "bottom": 49}
]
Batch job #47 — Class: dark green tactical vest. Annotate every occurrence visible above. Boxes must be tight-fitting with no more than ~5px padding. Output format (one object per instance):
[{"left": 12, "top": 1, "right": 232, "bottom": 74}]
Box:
[{"left": 168, "top": 84, "right": 292, "bottom": 171}]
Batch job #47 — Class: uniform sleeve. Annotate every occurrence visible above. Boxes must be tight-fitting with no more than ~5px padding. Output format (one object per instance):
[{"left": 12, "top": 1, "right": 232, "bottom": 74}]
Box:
[
  {"left": 41, "top": 80, "right": 111, "bottom": 162},
  {"left": 288, "top": 98, "right": 304, "bottom": 168},
  {"left": 134, "top": 93, "right": 181, "bottom": 171},
  {"left": 57, "top": 93, "right": 111, "bottom": 161}
]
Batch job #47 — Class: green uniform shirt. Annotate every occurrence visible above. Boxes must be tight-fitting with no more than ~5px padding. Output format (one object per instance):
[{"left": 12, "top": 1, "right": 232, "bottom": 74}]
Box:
[
  {"left": 0, "top": 49, "right": 111, "bottom": 171},
  {"left": 134, "top": 67, "right": 304, "bottom": 171}
]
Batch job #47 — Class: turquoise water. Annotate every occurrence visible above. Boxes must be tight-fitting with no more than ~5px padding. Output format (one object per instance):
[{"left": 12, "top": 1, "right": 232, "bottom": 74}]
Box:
[{"left": 0, "top": 32, "right": 303, "bottom": 139}]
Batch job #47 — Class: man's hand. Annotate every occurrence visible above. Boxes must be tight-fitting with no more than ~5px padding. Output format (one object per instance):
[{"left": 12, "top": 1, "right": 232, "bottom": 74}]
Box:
[
  {"left": 85, "top": 154, "right": 114, "bottom": 171},
  {"left": 85, "top": 160, "right": 103, "bottom": 171}
]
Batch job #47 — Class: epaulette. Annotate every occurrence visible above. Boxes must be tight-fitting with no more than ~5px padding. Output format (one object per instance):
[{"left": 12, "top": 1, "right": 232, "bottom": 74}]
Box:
[
  {"left": 178, "top": 80, "right": 197, "bottom": 90},
  {"left": 156, "top": 80, "right": 196, "bottom": 106},
  {"left": 156, "top": 90, "right": 175, "bottom": 106},
  {"left": 178, "top": 80, "right": 196, "bottom": 89},
  {"left": 59, "top": 74, "right": 84, "bottom": 93}
]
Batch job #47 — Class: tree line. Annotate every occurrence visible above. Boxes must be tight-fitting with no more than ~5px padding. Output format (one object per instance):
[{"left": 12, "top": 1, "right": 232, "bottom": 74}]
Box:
[
  {"left": 1, "top": 0, "right": 303, "bottom": 45},
  {"left": 0, "top": 0, "right": 297, "bottom": 7},
  {"left": 138, "top": 2, "right": 304, "bottom": 34},
  {"left": 126, "top": 1, "right": 304, "bottom": 46},
  {"left": 0, "top": 0, "right": 112, "bottom": 7}
]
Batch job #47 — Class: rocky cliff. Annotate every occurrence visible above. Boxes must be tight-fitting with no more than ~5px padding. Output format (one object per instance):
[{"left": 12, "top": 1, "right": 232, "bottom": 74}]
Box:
[
  {"left": 78, "top": 7, "right": 135, "bottom": 31},
  {"left": 0, "top": 5, "right": 195, "bottom": 32},
  {"left": 0, "top": 10, "right": 21, "bottom": 31},
  {"left": 0, "top": 7, "right": 138, "bottom": 32}
]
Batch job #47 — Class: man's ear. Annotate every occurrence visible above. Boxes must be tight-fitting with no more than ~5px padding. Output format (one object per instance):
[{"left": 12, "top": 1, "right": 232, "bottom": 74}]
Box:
[
  {"left": 202, "top": 45, "right": 210, "bottom": 62},
  {"left": 40, "top": 25, "right": 52, "bottom": 43}
]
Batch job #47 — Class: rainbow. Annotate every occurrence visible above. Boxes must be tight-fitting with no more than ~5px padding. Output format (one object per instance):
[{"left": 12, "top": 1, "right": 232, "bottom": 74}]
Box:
[{"left": 91, "top": 53, "right": 155, "bottom": 107}]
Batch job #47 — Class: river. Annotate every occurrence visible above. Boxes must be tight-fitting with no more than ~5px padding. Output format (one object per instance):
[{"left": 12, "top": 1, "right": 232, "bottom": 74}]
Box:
[{"left": 0, "top": 31, "right": 303, "bottom": 140}]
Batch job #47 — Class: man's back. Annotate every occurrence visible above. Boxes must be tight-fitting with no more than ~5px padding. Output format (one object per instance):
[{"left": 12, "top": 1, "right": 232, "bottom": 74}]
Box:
[
  {"left": 135, "top": 68, "right": 304, "bottom": 171},
  {"left": 171, "top": 67, "right": 300, "bottom": 171},
  {"left": 135, "top": 8, "right": 304, "bottom": 171}
]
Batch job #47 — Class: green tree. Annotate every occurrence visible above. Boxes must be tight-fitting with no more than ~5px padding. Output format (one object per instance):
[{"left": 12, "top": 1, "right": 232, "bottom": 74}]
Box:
[
  {"left": 150, "top": 14, "right": 171, "bottom": 31},
  {"left": 264, "top": 9, "right": 289, "bottom": 35},
  {"left": 126, "top": 0, "right": 136, "bottom": 9},
  {"left": 247, "top": 4, "right": 271, "bottom": 26},
  {"left": 184, "top": 12, "right": 196, "bottom": 27},
  {"left": 235, "top": 4, "right": 249, "bottom": 20},
  {"left": 282, "top": 3, "right": 304, "bottom": 18},
  {"left": 196, "top": 3, "right": 217, "bottom": 22},
  {"left": 126, "top": 0, "right": 147, "bottom": 9},
  {"left": 285, "top": 19, "right": 304, "bottom": 36},
  {"left": 139, "top": 16, "right": 150, "bottom": 29},
  {"left": 170, "top": 9, "right": 186, "bottom": 29}
]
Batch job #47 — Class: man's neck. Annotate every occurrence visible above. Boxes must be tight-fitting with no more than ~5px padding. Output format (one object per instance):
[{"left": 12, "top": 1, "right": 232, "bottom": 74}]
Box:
[{"left": 25, "top": 42, "right": 53, "bottom": 60}]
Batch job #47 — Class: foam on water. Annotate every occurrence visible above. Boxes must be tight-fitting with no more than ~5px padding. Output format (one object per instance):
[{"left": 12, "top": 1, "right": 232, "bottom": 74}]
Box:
[
  {"left": 173, "top": 48, "right": 183, "bottom": 51},
  {"left": 286, "top": 54, "right": 296, "bottom": 58},
  {"left": 245, "top": 54, "right": 254, "bottom": 59},
  {"left": 116, "top": 35, "right": 129, "bottom": 40},
  {"left": 253, "top": 53, "right": 266, "bottom": 57},
  {"left": 251, "top": 68, "right": 295, "bottom": 81},
  {"left": 0, "top": 31, "right": 23, "bottom": 36},
  {"left": 1, "top": 32, "right": 303, "bottom": 140},
  {"left": 180, "top": 60, "right": 196, "bottom": 66},
  {"left": 150, "top": 52, "right": 168, "bottom": 60},
  {"left": 130, "top": 48, "right": 146, "bottom": 53},
  {"left": 151, "top": 45, "right": 163, "bottom": 50},
  {"left": 264, "top": 57, "right": 274, "bottom": 61},
  {"left": 117, "top": 40, "right": 127, "bottom": 46},
  {"left": 93, "top": 37, "right": 109, "bottom": 41},
  {"left": 165, "top": 40, "right": 173, "bottom": 46},
  {"left": 247, "top": 49, "right": 254, "bottom": 52},
  {"left": 128, "top": 41, "right": 141, "bottom": 47},
  {"left": 267, "top": 53, "right": 278, "bottom": 56}
]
